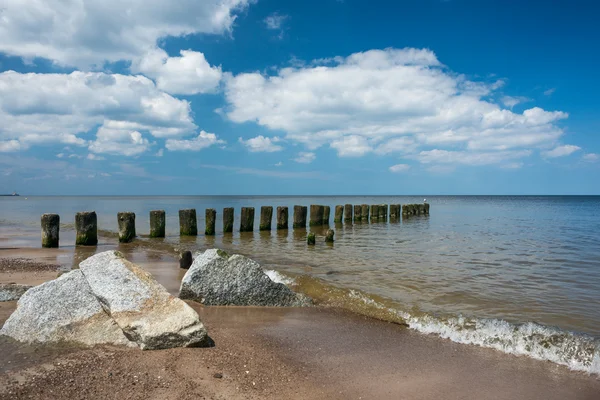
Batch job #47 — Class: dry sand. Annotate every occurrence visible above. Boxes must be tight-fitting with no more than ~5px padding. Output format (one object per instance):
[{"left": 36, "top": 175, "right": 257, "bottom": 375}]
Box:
[{"left": 1, "top": 245, "right": 599, "bottom": 399}]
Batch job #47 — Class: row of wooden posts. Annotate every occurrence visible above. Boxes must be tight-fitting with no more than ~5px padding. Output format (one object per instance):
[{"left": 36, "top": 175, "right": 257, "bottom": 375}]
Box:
[{"left": 40, "top": 203, "right": 430, "bottom": 248}]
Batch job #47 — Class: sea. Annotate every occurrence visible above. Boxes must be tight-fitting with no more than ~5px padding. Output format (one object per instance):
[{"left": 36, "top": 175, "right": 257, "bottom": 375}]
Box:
[{"left": 1, "top": 195, "right": 599, "bottom": 374}]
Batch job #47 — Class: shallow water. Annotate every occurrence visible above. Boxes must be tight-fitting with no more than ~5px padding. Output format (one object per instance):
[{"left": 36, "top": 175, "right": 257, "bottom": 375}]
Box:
[{"left": 2, "top": 195, "right": 600, "bottom": 373}]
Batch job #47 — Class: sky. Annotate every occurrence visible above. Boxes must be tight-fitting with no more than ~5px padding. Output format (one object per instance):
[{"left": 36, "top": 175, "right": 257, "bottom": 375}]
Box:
[{"left": 0, "top": 0, "right": 598, "bottom": 195}]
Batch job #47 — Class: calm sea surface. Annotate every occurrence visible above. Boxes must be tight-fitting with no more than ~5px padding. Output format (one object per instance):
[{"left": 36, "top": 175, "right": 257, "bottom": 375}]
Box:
[{"left": 2, "top": 195, "right": 600, "bottom": 372}]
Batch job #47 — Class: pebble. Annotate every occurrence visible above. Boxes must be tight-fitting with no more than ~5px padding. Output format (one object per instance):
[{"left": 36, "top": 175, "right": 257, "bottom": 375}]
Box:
[{"left": 213, "top": 373, "right": 223, "bottom": 379}]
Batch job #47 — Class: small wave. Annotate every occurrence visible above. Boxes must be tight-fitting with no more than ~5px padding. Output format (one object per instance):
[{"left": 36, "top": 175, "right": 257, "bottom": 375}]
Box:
[{"left": 264, "top": 270, "right": 295, "bottom": 285}]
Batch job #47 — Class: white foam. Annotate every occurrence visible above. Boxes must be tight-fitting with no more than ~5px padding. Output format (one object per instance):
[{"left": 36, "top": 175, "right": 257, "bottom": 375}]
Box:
[{"left": 264, "top": 270, "right": 295, "bottom": 285}]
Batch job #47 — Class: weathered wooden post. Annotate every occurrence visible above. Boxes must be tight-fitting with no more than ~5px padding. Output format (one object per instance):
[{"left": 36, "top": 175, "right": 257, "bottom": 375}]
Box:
[
  {"left": 309, "top": 205, "right": 325, "bottom": 226},
  {"left": 179, "top": 209, "right": 198, "bottom": 236},
  {"left": 75, "top": 211, "right": 98, "bottom": 245},
  {"left": 325, "top": 229, "right": 335, "bottom": 243},
  {"left": 334, "top": 205, "right": 344, "bottom": 223},
  {"left": 276, "top": 206, "right": 288, "bottom": 229},
  {"left": 205, "top": 208, "right": 216, "bottom": 235},
  {"left": 424, "top": 203, "right": 430, "bottom": 214},
  {"left": 179, "top": 250, "right": 193, "bottom": 269},
  {"left": 118, "top": 212, "right": 136, "bottom": 243},
  {"left": 223, "top": 207, "right": 234, "bottom": 233},
  {"left": 402, "top": 204, "right": 411, "bottom": 216},
  {"left": 323, "top": 206, "right": 330, "bottom": 225},
  {"left": 149, "top": 210, "right": 165, "bottom": 238},
  {"left": 344, "top": 204, "right": 353, "bottom": 222},
  {"left": 353, "top": 205, "right": 362, "bottom": 222},
  {"left": 389, "top": 204, "right": 401, "bottom": 219},
  {"left": 307, "top": 232, "right": 316, "bottom": 245},
  {"left": 361, "top": 204, "right": 369, "bottom": 222},
  {"left": 41, "top": 214, "right": 60, "bottom": 248},
  {"left": 260, "top": 206, "right": 273, "bottom": 231},
  {"left": 293, "top": 205, "right": 307, "bottom": 228},
  {"left": 240, "top": 207, "right": 255, "bottom": 232},
  {"left": 371, "top": 205, "right": 380, "bottom": 221},
  {"left": 379, "top": 204, "right": 388, "bottom": 221}
]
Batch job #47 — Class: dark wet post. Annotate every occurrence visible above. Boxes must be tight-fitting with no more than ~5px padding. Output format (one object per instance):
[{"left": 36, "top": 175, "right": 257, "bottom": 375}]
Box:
[
  {"left": 149, "top": 210, "right": 165, "bottom": 238},
  {"left": 344, "top": 204, "right": 353, "bottom": 222},
  {"left": 307, "top": 232, "right": 316, "bottom": 245},
  {"left": 75, "top": 211, "right": 98, "bottom": 246},
  {"left": 379, "top": 204, "right": 388, "bottom": 221},
  {"left": 323, "top": 206, "right": 331, "bottom": 225},
  {"left": 293, "top": 205, "right": 307, "bottom": 228},
  {"left": 240, "top": 207, "right": 255, "bottom": 232},
  {"left": 424, "top": 203, "right": 430, "bottom": 214},
  {"left": 205, "top": 208, "right": 216, "bottom": 235},
  {"left": 334, "top": 205, "right": 344, "bottom": 223},
  {"left": 389, "top": 204, "right": 401, "bottom": 219},
  {"left": 325, "top": 229, "right": 335, "bottom": 243},
  {"left": 41, "top": 213, "right": 60, "bottom": 248},
  {"left": 309, "top": 205, "right": 325, "bottom": 226},
  {"left": 402, "top": 204, "right": 409, "bottom": 216},
  {"left": 260, "top": 206, "right": 273, "bottom": 231},
  {"left": 179, "top": 209, "right": 198, "bottom": 236},
  {"left": 179, "top": 251, "right": 193, "bottom": 269},
  {"left": 371, "top": 205, "right": 380, "bottom": 221},
  {"left": 353, "top": 205, "right": 362, "bottom": 222},
  {"left": 118, "top": 212, "right": 136, "bottom": 243},
  {"left": 361, "top": 204, "right": 369, "bottom": 222},
  {"left": 223, "top": 208, "right": 234, "bottom": 233},
  {"left": 276, "top": 206, "right": 289, "bottom": 229}
]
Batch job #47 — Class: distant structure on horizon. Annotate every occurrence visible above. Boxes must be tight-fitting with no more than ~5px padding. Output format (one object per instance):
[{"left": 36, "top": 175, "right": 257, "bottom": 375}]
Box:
[{"left": 0, "top": 192, "right": 20, "bottom": 197}]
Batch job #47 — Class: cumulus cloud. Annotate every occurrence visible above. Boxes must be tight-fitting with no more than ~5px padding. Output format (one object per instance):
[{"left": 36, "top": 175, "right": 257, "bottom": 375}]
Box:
[
  {"left": 89, "top": 127, "right": 152, "bottom": 156},
  {"left": 0, "top": 71, "right": 196, "bottom": 153},
  {"left": 238, "top": 136, "right": 283, "bottom": 152},
  {"left": 132, "top": 48, "right": 222, "bottom": 95},
  {"left": 165, "top": 131, "right": 224, "bottom": 151},
  {"left": 501, "top": 95, "right": 529, "bottom": 109},
  {"left": 87, "top": 154, "right": 105, "bottom": 161},
  {"left": 0, "top": 140, "right": 23, "bottom": 153},
  {"left": 264, "top": 13, "right": 288, "bottom": 30},
  {"left": 583, "top": 153, "right": 599, "bottom": 162},
  {"left": 0, "top": 0, "right": 252, "bottom": 68},
  {"left": 294, "top": 152, "right": 316, "bottom": 164},
  {"left": 542, "top": 144, "right": 581, "bottom": 158},
  {"left": 224, "top": 48, "right": 569, "bottom": 168},
  {"left": 389, "top": 164, "right": 410, "bottom": 173}
]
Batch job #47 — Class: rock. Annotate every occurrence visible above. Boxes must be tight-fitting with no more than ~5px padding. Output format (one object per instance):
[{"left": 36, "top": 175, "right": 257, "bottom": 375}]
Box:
[
  {"left": 179, "top": 251, "right": 193, "bottom": 269},
  {"left": 0, "top": 270, "right": 130, "bottom": 346},
  {"left": 240, "top": 207, "right": 255, "bottom": 232},
  {"left": 118, "top": 212, "right": 136, "bottom": 243},
  {"left": 334, "top": 205, "right": 344, "bottom": 223},
  {"left": 213, "top": 373, "right": 223, "bottom": 379},
  {"left": 223, "top": 207, "right": 234, "bottom": 233},
  {"left": 179, "top": 209, "right": 198, "bottom": 236},
  {"left": 325, "top": 229, "right": 335, "bottom": 243},
  {"left": 260, "top": 206, "right": 273, "bottom": 231},
  {"left": 293, "top": 205, "right": 307, "bottom": 229},
  {"left": 0, "top": 283, "right": 32, "bottom": 302},
  {"left": 75, "top": 211, "right": 98, "bottom": 246},
  {"left": 149, "top": 210, "right": 165, "bottom": 238},
  {"left": 276, "top": 206, "right": 288, "bottom": 230},
  {"left": 307, "top": 232, "right": 316, "bottom": 245},
  {"left": 41, "top": 213, "right": 60, "bottom": 248},
  {"left": 180, "top": 249, "right": 311, "bottom": 307},
  {"left": 205, "top": 209, "right": 216, "bottom": 236},
  {"left": 80, "top": 251, "right": 209, "bottom": 350}
]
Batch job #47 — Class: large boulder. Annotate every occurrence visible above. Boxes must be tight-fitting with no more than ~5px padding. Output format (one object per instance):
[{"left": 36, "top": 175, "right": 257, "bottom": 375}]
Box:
[
  {"left": 0, "top": 271, "right": 131, "bottom": 346},
  {"left": 80, "top": 251, "right": 209, "bottom": 350},
  {"left": 0, "top": 283, "right": 32, "bottom": 302},
  {"left": 180, "top": 249, "right": 311, "bottom": 307}
]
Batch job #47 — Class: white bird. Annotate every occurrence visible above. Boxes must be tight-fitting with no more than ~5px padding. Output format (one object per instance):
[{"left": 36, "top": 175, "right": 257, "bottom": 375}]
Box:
[{"left": 423, "top": 198, "right": 427, "bottom": 203}]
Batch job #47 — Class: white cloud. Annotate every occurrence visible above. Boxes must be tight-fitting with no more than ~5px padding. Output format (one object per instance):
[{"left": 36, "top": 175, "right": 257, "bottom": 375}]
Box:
[
  {"left": 224, "top": 48, "right": 569, "bottom": 168},
  {"left": 501, "top": 95, "right": 529, "bottom": 109},
  {"left": 87, "top": 153, "right": 105, "bottom": 161},
  {"left": 416, "top": 149, "right": 532, "bottom": 166},
  {"left": 274, "top": 161, "right": 283, "bottom": 167},
  {"left": 89, "top": 127, "right": 152, "bottom": 156},
  {"left": 0, "top": 71, "right": 196, "bottom": 152},
  {"left": 542, "top": 144, "right": 581, "bottom": 158},
  {"left": 165, "top": 131, "right": 224, "bottom": 151},
  {"left": 132, "top": 48, "right": 222, "bottom": 95},
  {"left": 544, "top": 88, "right": 556, "bottom": 96},
  {"left": 583, "top": 153, "right": 599, "bottom": 162},
  {"left": 294, "top": 152, "right": 316, "bottom": 164},
  {"left": 264, "top": 13, "right": 288, "bottom": 30},
  {"left": 0, "top": 0, "right": 252, "bottom": 68},
  {"left": 0, "top": 140, "right": 22, "bottom": 152},
  {"left": 238, "top": 135, "right": 283, "bottom": 152},
  {"left": 389, "top": 164, "right": 410, "bottom": 173},
  {"left": 156, "top": 149, "right": 164, "bottom": 157}
]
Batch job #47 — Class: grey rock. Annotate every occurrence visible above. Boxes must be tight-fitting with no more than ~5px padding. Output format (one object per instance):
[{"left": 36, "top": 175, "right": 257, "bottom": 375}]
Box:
[
  {"left": 0, "top": 283, "right": 32, "bottom": 302},
  {"left": 0, "top": 270, "right": 130, "bottom": 346},
  {"left": 80, "top": 251, "right": 209, "bottom": 350},
  {"left": 179, "top": 251, "right": 193, "bottom": 269},
  {"left": 180, "top": 249, "right": 311, "bottom": 307}
]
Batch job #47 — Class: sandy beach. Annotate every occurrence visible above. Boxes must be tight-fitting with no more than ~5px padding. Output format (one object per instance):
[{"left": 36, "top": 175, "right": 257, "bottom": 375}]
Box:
[{"left": 1, "top": 245, "right": 599, "bottom": 399}]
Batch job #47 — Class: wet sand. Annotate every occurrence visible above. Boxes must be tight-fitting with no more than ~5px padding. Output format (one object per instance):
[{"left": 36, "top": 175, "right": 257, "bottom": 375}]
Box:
[{"left": 1, "top": 243, "right": 600, "bottom": 398}]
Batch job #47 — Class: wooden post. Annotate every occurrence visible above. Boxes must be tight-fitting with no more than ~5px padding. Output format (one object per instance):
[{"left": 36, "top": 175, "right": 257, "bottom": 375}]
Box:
[
  {"left": 75, "top": 211, "right": 98, "bottom": 246},
  {"left": 379, "top": 204, "right": 388, "bottom": 221},
  {"left": 361, "top": 204, "right": 369, "bottom": 222},
  {"left": 389, "top": 204, "right": 401, "bottom": 219},
  {"left": 117, "top": 212, "right": 136, "bottom": 243},
  {"left": 334, "top": 205, "right": 344, "bottom": 223},
  {"left": 240, "top": 207, "right": 255, "bottom": 232},
  {"left": 344, "top": 204, "right": 353, "bottom": 222},
  {"left": 41, "top": 214, "right": 59, "bottom": 248},
  {"left": 223, "top": 207, "right": 234, "bottom": 233},
  {"left": 149, "top": 210, "right": 165, "bottom": 238},
  {"left": 353, "top": 205, "right": 362, "bottom": 222},
  {"left": 179, "top": 209, "right": 198, "bottom": 236},
  {"left": 205, "top": 208, "right": 216, "bottom": 235},
  {"left": 309, "top": 205, "right": 325, "bottom": 226},
  {"left": 323, "top": 206, "right": 331, "bottom": 225},
  {"left": 293, "top": 205, "right": 307, "bottom": 228},
  {"left": 276, "top": 206, "right": 289, "bottom": 229},
  {"left": 371, "top": 205, "right": 380, "bottom": 221},
  {"left": 260, "top": 206, "right": 273, "bottom": 231}
]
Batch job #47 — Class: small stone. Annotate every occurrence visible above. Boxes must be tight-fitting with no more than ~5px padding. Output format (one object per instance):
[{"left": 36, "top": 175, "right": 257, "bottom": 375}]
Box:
[
  {"left": 325, "top": 229, "right": 334, "bottom": 243},
  {"left": 213, "top": 373, "right": 223, "bottom": 379},
  {"left": 179, "top": 251, "right": 193, "bottom": 270},
  {"left": 307, "top": 232, "right": 316, "bottom": 245}
]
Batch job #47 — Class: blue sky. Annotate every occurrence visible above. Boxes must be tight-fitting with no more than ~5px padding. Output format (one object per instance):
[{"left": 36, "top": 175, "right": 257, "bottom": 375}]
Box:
[{"left": 0, "top": 0, "right": 598, "bottom": 195}]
